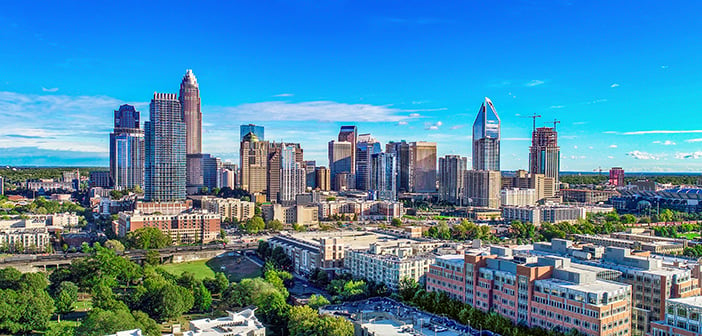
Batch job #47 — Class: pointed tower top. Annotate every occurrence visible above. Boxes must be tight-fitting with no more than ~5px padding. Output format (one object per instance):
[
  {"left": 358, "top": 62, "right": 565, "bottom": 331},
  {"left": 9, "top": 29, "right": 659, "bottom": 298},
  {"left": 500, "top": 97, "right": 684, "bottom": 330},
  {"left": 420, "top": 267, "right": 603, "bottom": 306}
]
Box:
[{"left": 181, "top": 69, "right": 198, "bottom": 87}]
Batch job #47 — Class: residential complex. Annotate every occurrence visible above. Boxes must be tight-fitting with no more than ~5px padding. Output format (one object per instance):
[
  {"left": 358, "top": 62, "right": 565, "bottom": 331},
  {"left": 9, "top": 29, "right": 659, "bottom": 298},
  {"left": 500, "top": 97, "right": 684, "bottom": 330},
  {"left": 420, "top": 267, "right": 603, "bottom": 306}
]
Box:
[
  {"left": 438, "top": 155, "right": 467, "bottom": 205},
  {"left": 109, "top": 104, "right": 145, "bottom": 190},
  {"left": 200, "top": 197, "right": 255, "bottom": 222},
  {"left": 117, "top": 201, "right": 220, "bottom": 244},
  {"left": 185, "top": 308, "right": 265, "bottom": 336}
]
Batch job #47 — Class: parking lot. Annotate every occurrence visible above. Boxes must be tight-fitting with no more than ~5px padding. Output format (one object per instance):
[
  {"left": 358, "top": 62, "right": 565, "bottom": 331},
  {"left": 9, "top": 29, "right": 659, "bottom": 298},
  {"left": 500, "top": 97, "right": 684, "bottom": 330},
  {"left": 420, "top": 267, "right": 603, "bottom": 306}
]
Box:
[{"left": 321, "top": 297, "right": 500, "bottom": 336}]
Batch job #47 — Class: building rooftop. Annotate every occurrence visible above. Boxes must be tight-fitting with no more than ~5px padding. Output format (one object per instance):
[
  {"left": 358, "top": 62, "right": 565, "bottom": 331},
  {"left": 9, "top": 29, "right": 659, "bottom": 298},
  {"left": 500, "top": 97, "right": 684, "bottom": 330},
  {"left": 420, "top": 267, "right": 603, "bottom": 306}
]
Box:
[
  {"left": 668, "top": 296, "right": 702, "bottom": 308},
  {"left": 537, "top": 277, "right": 630, "bottom": 297}
]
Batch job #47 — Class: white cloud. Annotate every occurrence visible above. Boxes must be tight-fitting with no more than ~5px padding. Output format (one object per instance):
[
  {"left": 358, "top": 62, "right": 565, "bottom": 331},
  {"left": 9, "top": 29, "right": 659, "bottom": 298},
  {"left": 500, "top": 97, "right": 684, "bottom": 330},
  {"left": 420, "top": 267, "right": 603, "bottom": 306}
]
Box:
[
  {"left": 627, "top": 150, "right": 661, "bottom": 160},
  {"left": 675, "top": 152, "right": 702, "bottom": 160},
  {"left": 685, "top": 138, "right": 702, "bottom": 143},
  {"left": 424, "top": 121, "right": 442, "bottom": 130},
  {"left": 524, "top": 80, "right": 545, "bottom": 87},
  {"left": 273, "top": 93, "right": 294, "bottom": 97},
  {"left": 652, "top": 140, "right": 676, "bottom": 145},
  {"left": 450, "top": 125, "right": 466, "bottom": 130},
  {"left": 661, "top": 65, "right": 669, "bottom": 69},
  {"left": 397, "top": 121, "right": 408, "bottom": 126},
  {"left": 584, "top": 99, "right": 608, "bottom": 104},
  {"left": 573, "top": 145, "right": 578, "bottom": 149},
  {"left": 550, "top": 105, "right": 565, "bottom": 109},
  {"left": 607, "top": 156, "right": 614, "bottom": 159},
  {"left": 610, "top": 83, "right": 620, "bottom": 88},
  {"left": 609, "top": 144, "right": 617, "bottom": 148},
  {"left": 220, "top": 101, "right": 415, "bottom": 123},
  {"left": 42, "top": 87, "right": 59, "bottom": 92},
  {"left": 408, "top": 113, "right": 421, "bottom": 118},
  {"left": 624, "top": 130, "right": 702, "bottom": 135}
]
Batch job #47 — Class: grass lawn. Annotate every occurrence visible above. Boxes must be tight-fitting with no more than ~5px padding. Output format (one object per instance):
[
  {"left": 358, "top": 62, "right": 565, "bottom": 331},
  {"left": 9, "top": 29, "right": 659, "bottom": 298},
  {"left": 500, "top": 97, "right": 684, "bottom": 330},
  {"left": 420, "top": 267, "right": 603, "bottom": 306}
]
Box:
[
  {"left": 680, "top": 232, "right": 701, "bottom": 239},
  {"left": 161, "top": 254, "right": 262, "bottom": 282}
]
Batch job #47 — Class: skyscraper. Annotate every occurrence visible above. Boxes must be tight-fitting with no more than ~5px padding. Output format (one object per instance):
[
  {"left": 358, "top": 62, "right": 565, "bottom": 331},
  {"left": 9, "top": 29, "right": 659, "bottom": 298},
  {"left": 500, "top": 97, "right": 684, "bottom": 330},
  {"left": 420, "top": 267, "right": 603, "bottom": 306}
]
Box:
[
  {"left": 110, "top": 104, "right": 145, "bottom": 190},
  {"left": 280, "top": 144, "right": 306, "bottom": 203},
  {"left": 356, "top": 133, "right": 381, "bottom": 191},
  {"left": 529, "top": 127, "right": 560, "bottom": 187},
  {"left": 370, "top": 152, "right": 397, "bottom": 201},
  {"left": 240, "top": 124, "right": 264, "bottom": 141},
  {"left": 315, "top": 166, "right": 331, "bottom": 191},
  {"left": 439, "top": 155, "right": 468, "bottom": 205},
  {"left": 240, "top": 132, "right": 268, "bottom": 195},
  {"left": 472, "top": 97, "right": 500, "bottom": 171},
  {"left": 410, "top": 141, "right": 437, "bottom": 193},
  {"left": 328, "top": 140, "right": 352, "bottom": 191},
  {"left": 180, "top": 70, "right": 204, "bottom": 194},
  {"left": 145, "top": 93, "right": 186, "bottom": 202},
  {"left": 338, "top": 126, "right": 358, "bottom": 186},
  {"left": 304, "top": 161, "right": 317, "bottom": 189},
  {"left": 386, "top": 141, "right": 413, "bottom": 192},
  {"left": 463, "top": 170, "right": 501, "bottom": 208},
  {"left": 268, "top": 142, "right": 303, "bottom": 202}
]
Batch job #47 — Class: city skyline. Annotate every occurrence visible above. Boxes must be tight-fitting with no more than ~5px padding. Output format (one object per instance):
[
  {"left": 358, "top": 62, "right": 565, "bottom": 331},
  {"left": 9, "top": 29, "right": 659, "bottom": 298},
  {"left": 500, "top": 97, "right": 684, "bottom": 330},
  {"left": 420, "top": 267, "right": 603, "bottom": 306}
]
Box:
[{"left": 1, "top": 1, "right": 702, "bottom": 171}]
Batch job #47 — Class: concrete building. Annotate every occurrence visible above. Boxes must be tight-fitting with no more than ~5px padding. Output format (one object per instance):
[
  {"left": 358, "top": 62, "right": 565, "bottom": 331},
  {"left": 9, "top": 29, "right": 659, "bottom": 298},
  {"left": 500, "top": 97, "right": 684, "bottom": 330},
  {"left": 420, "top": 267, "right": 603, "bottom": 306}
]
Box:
[
  {"left": 185, "top": 308, "right": 265, "bottom": 336},
  {"left": 427, "top": 248, "right": 633, "bottom": 336},
  {"left": 501, "top": 188, "right": 537, "bottom": 206},
  {"left": 562, "top": 189, "right": 619, "bottom": 204},
  {"left": 180, "top": 70, "right": 206, "bottom": 194},
  {"left": 502, "top": 205, "right": 597, "bottom": 225},
  {"left": 89, "top": 171, "right": 111, "bottom": 188},
  {"left": 144, "top": 93, "right": 186, "bottom": 202},
  {"left": 345, "top": 242, "right": 436, "bottom": 291},
  {"left": 609, "top": 167, "right": 625, "bottom": 187},
  {"left": 240, "top": 132, "right": 268, "bottom": 195},
  {"left": 472, "top": 97, "right": 500, "bottom": 171},
  {"left": 318, "top": 199, "right": 403, "bottom": 220},
  {"left": 220, "top": 168, "right": 236, "bottom": 189},
  {"left": 118, "top": 206, "right": 220, "bottom": 244},
  {"left": 304, "top": 160, "right": 316, "bottom": 190},
  {"left": 201, "top": 197, "right": 255, "bottom": 222},
  {"left": 410, "top": 142, "right": 437, "bottom": 193},
  {"left": 650, "top": 296, "right": 702, "bottom": 336},
  {"left": 261, "top": 203, "right": 319, "bottom": 225},
  {"left": 280, "top": 144, "right": 306, "bottom": 203},
  {"left": 329, "top": 140, "right": 353, "bottom": 191},
  {"left": 529, "top": 127, "right": 560, "bottom": 192},
  {"left": 338, "top": 125, "right": 358, "bottom": 176},
  {"left": 502, "top": 169, "right": 557, "bottom": 201},
  {"left": 109, "top": 104, "right": 145, "bottom": 190},
  {"left": 268, "top": 234, "right": 346, "bottom": 275},
  {"left": 463, "top": 170, "right": 501, "bottom": 208},
  {"left": 315, "top": 166, "right": 331, "bottom": 191},
  {"left": 438, "top": 155, "right": 467, "bottom": 205}
]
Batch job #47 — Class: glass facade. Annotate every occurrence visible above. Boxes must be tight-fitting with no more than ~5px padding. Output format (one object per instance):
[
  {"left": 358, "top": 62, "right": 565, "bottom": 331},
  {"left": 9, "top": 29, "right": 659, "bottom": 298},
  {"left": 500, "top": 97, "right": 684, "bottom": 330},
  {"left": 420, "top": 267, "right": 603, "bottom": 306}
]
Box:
[
  {"left": 472, "top": 97, "right": 501, "bottom": 171},
  {"left": 240, "top": 124, "right": 264, "bottom": 141},
  {"left": 110, "top": 104, "right": 144, "bottom": 189},
  {"left": 145, "top": 93, "right": 186, "bottom": 202}
]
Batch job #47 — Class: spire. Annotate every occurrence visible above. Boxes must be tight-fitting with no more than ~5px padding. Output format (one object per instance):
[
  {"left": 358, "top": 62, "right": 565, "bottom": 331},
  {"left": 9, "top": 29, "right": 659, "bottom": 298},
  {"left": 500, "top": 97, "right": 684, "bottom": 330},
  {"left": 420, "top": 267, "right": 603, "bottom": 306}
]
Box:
[{"left": 181, "top": 69, "right": 198, "bottom": 87}]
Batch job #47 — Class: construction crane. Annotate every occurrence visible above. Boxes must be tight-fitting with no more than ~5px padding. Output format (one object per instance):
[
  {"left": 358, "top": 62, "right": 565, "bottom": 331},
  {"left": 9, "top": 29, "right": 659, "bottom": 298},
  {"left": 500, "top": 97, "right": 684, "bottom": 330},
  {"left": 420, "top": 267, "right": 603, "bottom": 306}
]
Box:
[
  {"left": 520, "top": 113, "right": 542, "bottom": 132},
  {"left": 593, "top": 166, "right": 602, "bottom": 176},
  {"left": 551, "top": 118, "right": 561, "bottom": 130}
]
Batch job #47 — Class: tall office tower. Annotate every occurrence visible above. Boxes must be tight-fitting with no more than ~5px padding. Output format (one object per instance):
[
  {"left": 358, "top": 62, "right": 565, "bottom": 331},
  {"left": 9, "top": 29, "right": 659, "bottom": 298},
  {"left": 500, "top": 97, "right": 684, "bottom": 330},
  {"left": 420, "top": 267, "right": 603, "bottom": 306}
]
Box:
[
  {"left": 180, "top": 70, "right": 204, "bottom": 194},
  {"left": 463, "top": 170, "right": 501, "bottom": 208},
  {"left": 386, "top": 141, "right": 413, "bottom": 192},
  {"left": 144, "top": 93, "right": 186, "bottom": 202},
  {"left": 529, "top": 127, "right": 560, "bottom": 187},
  {"left": 315, "top": 166, "right": 331, "bottom": 191},
  {"left": 304, "top": 161, "right": 317, "bottom": 189},
  {"left": 328, "top": 140, "right": 352, "bottom": 191},
  {"left": 370, "top": 152, "right": 397, "bottom": 201},
  {"left": 338, "top": 126, "right": 358, "bottom": 186},
  {"left": 201, "top": 155, "right": 219, "bottom": 191},
  {"left": 267, "top": 143, "right": 282, "bottom": 201},
  {"left": 472, "top": 97, "right": 501, "bottom": 171},
  {"left": 609, "top": 167, "right": 625, "bottom": 186},
  {"left": 280, "top": 144, "right": 306, "bottom": 202},
  {"left": 240, "top": 124, "right": 264, "bottom": 141},
  {"left": 220, "top": 169, "right": 235, "bottom": 189},
  {"left": 355, "top": 133, "right": 382, "bottom": 191},
  {"left": 410, "top": 142, "right": 437, "bottom": 193},
  {"left": 240, "top": 132, "right": 269, "bottom": 195},
  {"left": 439, "top": 155, "right": 468, "bottom": 205},
  {"left": 109, "top": 104, "right": 145, "bottom": 190}
]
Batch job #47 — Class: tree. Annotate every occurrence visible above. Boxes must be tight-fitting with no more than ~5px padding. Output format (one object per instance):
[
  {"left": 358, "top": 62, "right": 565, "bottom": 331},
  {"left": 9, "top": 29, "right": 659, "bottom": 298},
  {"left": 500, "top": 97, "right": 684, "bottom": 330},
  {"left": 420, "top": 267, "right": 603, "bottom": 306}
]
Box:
[
  {"left": 399, "top": 277, "right": 420, "bottom": 301},
  {"left": 193, "top": 282, "right": 212, "bottom": 312},
  {"left": 391, "top": 217, "right": 403, "bottom": 227},
  {"left": 125, "top": 227, "right": 172, "bottom": 249},
  {"left": 45, "top": 322, "right": 77, "bottom": 336},
  {"left": 307, "top": 294, "right": 330, "bottom": 310},
  {"left": 266, "top": 219, "right": 284, "bottom": 231},
  {"left": 0, "top": 267, "right": 22, "bottom": 289},
  {"left": 202, "top": 272, "right": 230, "bottom": 295},
  {"left": 242, "top": 216, "right": 266, "bottom": 234},
  {"left": 75, "top": 309, "right": 160, "bottom": 336},
  {"left": 54, "top": 281, "right": 78, "bottom": 314},
  {"left": 620, "top": 214, "right": 637, "bottom": 224},
  {"left": 144, "top": 250, "right": 161, "bottom": 266},
  {"left": 219, "top": 229, "right": 227, "bottom": 240},
  {"left": 140, "top": 283, "right": 194, "bottom": 321},
  {"left": 104, "top": 239, "right": 125, "bottom": 252},
  {"left": 288, "top": 305, "right": 319, "bottom": 336}
]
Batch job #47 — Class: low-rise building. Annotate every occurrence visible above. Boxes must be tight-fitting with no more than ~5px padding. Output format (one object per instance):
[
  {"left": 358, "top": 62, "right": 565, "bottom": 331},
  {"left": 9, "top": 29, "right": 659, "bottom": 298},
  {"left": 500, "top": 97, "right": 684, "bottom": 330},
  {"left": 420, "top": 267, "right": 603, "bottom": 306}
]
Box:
[
  {"left": 201, "top": 197, "right": 255, "bottom": 223},
  {"left": 345, "top": 242, "right": 436, "bottom": 291},
  {"left": 318, "top": 199, "right": 403, "bottom": 220},
  {"left": 650, "top": 296, "right": 702, "bottom": 336},
  {"left": 261, "top": 204, "right": 319, "bottom": 225},
  {"left": 184, "top": 308, "right": 265, "bottom": 336},
  {"left": 118, "top": 209, "right": 221, "bottom": 244},
  {"left": 561, "top": 189, "right": 619, "bottom": 204},
  {"left": 500, "top": 188, "right": 536, "bottom": 206}
]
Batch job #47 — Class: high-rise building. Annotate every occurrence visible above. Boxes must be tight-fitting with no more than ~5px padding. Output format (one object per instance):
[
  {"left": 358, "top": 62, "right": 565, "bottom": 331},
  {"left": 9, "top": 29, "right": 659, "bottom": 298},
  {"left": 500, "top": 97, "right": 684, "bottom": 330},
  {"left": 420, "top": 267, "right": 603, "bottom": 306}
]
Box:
[
  {"left": 370, "top": 152, "right": 397, "bottom": 201},
  {"left": 109, "top": 104, "right": 145, "bottom": 190},
  {"left": 180, "top": 70, "right": 204, "bottom": 194},
  {"left": 240, "top": 132, "right": 268, "bottom": 195},
  {"left": 145, "top": 93, "right": 186, "bottom": 202},
  {"left": 529, "top": 127, "right": 560, "bottom": 187},
  {"left": 338, "top": 126, "right": 357, "bottom": 187},
  {"left": 280, "top": 144, "right": 306, "bottom": 203},
  {"left": 472, "top": 97, "right": 500, "bottom": 171},
  {"left": 185, "top": 153, "right": 220, "bottom": 194},
  {"left": 438, "top": 155, "right": 467, "bottom": 205},
  {"left": 609, "top": 167, "right": 625, "bottom": 186},
  {"left": 328, "top": 140, "right": 352, "bottom": 191},
  {"left": 304, "top": 161, "right": 316, "bottom": 189},
  {"left": 315, "top": 166, "right": 330, "bottom": 191},
  {"left": 356, "top": 133, "right": 381, "bottom": 191},
  {"left": 220, "top": 169, "right": 235, "bottom": 189},
  {"left": 386, "top": 141, "right": 413, "bottom": 193},
  {"left": 240, "top": 124, "right": 264, "bottom": 141},
  {"left": 410, "top": 142, "right": 437, "bottom": 193},
  {"left": 267, "top": 142, "right": 303, "bottom": 202},
  {"left": 464, "top": 170, "right": 501, "bottom": 208}
]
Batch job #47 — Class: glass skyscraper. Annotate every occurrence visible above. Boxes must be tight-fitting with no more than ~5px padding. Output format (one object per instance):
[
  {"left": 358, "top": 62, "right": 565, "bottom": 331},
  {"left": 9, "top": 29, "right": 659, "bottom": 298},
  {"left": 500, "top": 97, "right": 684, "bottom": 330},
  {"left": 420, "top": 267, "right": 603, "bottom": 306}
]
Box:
[
  {"left": 109, "top": 104, "right": 144, "bottom": 190},
  {"left": 240, "top": 124, "right": 264, "bottom": 141},
  {"left": 472, "top": 97, "right": 501, "bottom": 171},
  {"left": 145, "top": 93, "right": 186, "bottom": 201},
  {"left": 370, "top": 152, "right": 397, "bottom": 201}
]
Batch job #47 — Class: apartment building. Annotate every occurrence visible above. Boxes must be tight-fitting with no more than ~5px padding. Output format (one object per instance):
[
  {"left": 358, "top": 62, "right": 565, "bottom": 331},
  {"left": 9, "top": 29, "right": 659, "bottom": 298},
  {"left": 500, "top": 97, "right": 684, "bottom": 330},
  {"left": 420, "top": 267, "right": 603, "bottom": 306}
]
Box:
[
  {"left": 650, "top": 296, "right": 702, "bottom": 336},
  {"left": 117, "top": 209, "right": 220, "bottom": 244},
  {"left": 268, "top": 234, "right": 345, "bottom": 275},
  {"left": 427, "top": 246, "right": 632, "bottom": 336},
  {"left": 201, "top": 197, "right": 255, "bottom": 222},
  {"left": 344, "top": 242, "right": 436, "bottom": 291},
  {"left": 261, "top": 203, "right": 319, "bottom": 225},
  {"left": 185, "top": 308, "right": 266, "bottom": 336},
  {"left": 317, "top": 199, "right": 403, "bottom": 220}
]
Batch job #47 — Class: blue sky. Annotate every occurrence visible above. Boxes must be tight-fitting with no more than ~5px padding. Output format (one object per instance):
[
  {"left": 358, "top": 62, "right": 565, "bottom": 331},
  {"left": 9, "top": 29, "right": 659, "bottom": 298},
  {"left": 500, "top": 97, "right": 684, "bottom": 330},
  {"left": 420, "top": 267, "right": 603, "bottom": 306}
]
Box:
[{"left": 1, "top": 0, "right": 702, "bottom": 171}]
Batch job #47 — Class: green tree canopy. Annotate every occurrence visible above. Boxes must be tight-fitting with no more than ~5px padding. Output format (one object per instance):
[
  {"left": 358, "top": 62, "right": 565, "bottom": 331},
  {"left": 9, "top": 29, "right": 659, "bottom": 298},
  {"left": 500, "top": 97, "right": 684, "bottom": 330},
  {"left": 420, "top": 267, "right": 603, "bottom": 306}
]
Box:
[{"left": 125, "top": 227, "right": 172, "bottom": 249}]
